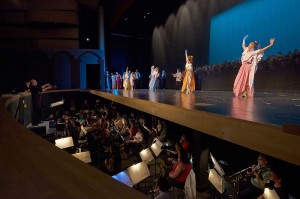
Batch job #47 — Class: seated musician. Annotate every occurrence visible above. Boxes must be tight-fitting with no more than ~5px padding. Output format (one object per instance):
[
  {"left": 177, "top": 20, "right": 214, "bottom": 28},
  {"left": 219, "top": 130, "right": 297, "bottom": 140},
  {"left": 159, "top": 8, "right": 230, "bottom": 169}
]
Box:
[
  {"left": 154, "top": 177, "right": 177, "bottom": 199},
  {"left": 257, "top": 166, "right": 289, "bottom": 199},
  {"left": 167, "top": 148, "right": 191, "bottom": 189},
  {"left": 113, "top": 112, "right": 123, "bottom": 132},
  {"left": 239, "top": 154, "right": 271, "bottom": 199},
  {"left": 123, "top": 127, "right": 144, "bottom": 159}
]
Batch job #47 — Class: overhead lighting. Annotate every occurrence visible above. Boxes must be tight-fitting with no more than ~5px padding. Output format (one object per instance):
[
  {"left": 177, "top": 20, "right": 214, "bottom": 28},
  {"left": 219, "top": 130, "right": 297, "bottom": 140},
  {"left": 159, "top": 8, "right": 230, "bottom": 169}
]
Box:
[
  {"left": 124, "top": 18, "right": 128, "bottom": 21},
  {"left": 147, "top": 12, "right": 150, "bottom": 15}
]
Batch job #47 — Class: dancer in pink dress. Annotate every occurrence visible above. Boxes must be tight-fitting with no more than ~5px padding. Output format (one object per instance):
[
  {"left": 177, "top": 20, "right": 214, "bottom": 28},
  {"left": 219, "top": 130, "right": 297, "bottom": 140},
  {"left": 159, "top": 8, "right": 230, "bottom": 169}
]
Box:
[{"left": 233, "top": 35, "right": 275, "bottom": 97}]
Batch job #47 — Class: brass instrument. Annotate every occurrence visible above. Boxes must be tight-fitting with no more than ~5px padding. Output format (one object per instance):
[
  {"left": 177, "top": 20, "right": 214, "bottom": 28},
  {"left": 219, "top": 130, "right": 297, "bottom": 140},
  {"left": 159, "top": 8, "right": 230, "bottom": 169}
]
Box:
[{"left": 228, "top": 165, "right": 266, "bottom": 199}]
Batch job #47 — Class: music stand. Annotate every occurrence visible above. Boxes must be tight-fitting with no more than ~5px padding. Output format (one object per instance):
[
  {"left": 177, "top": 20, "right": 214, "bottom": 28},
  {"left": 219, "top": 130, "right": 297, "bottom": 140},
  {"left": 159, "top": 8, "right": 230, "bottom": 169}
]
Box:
[
  {"left": 55, "top": 137, "right": 74, "bottom": 149},
  {"left": 210, "top": 153, "right": 225, "bottom": 177},
  {"left": 112, "top": 170, "right": 133, "bottom": 187},
  {"left": 127, "top": 161, "right": 150, "bottom": 186},
  {"left": 150, "top": 139, "right": 163, "bottom": 176},
  {"left": 139, "top": 148, "right": 154, "bottom": 163},
  {"left": 208, "top": 169, "right": 225, "bottom": 194},
  {"left": 208, "top": 153, "right": 226, "bottom": 198},
  {"left": 150, "top": 139, "right": 163, "bottom": 157},
  {"left": 263, "top": 188, "right": 280, "bottom": 199},
  {"left": 72, "top": 151, "right": 91, "bottom": 163}
]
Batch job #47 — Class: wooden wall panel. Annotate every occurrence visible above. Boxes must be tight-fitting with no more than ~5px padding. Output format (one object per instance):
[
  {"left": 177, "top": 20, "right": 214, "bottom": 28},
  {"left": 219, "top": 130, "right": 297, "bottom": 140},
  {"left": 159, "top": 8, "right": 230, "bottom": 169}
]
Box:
[
  {"left": 0, "top": 1, "right": 27, "bottom": 10},
  {"left": 0, "top": 39, "right": 79, "bottom": 49},
  {"left": 36, "top": 39, "right": 79, "bottom": 49},
  {"left": 0, "top": 0, "right": 78, "bottom": 11},
  {"left": 0, "top": 27, "right": 79, "bottom": 39},
  {"left": 30, "top": 0, "right": 78, "bottom": 11},
  {"left": 25, "top": 10, "right": 78, "bottom": 25},
  {"left": 0, "top": 12, "right": 25, "bottom": 24}
]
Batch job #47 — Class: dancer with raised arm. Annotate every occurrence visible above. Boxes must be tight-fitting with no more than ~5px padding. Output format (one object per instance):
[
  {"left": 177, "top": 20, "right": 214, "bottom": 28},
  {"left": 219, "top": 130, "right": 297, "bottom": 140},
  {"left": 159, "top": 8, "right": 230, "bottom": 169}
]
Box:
[
  {"left": 233, "top": 35, "right": 275, "bottom": 97},
  {"left": 181, "top": 49, "right": 195, "bottom": 94},
  {"left": 149, "top": 65, "right": 159, "bottom": 91},
  {"left": 124, "top": 67, "right": 131, "bottom": 90}
]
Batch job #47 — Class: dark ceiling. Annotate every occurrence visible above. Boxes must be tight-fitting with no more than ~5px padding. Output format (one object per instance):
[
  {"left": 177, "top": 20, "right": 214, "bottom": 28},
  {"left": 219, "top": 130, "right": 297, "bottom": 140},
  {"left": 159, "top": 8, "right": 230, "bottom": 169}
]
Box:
[
  {"left": 106, "top": 0, "right": 187, "bottom": 39},
  {"left": 78, "top": 0, "right": 245, "bottom": 47},
  {"left": 101, "top": 0, "right": 244, "bottom": 39}
]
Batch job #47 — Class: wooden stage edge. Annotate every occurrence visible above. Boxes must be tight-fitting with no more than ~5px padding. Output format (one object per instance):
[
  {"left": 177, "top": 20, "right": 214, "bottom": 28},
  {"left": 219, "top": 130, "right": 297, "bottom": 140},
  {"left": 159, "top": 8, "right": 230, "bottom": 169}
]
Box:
[{"left": 90, "top": 90, "right": 300, "bottom": 167}]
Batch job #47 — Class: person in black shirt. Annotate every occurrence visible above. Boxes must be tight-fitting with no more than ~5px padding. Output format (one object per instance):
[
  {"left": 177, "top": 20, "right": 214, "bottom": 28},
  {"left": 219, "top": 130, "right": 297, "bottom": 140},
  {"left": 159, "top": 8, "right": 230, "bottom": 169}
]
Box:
[
  {"left": 29, "top": 79, "right": 52, "bottom": 126},
  {"left": 257, "top": 167, "right": 289, "bottom": 199}
]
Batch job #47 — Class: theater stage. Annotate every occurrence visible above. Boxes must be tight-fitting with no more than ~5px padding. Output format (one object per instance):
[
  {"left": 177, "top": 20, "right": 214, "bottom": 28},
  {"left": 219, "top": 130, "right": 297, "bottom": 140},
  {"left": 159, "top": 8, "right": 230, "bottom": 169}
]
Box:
[{"left": 91, "top": 89, "right": 300, "bottom": 166}]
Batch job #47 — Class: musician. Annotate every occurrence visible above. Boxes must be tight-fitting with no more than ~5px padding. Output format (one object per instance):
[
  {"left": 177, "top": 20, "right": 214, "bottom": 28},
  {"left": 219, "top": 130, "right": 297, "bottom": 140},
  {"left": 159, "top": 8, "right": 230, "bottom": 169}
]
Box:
[
  {"left": 113, "top": 112, "right": 123, "bottom": 132},
  {"left": 239, "top": 154, "right": 271, "bottom": 199},
  {"left": 167, "top": 148, "right": 191, "bottom": 189},
  {"left": 257, "top": 167, "right": 289, "bottom": 199},
  {"left": 154, "top": 177, "right": 177, "bottom": 199},
  {"left": 29, "top": 79, "right": 53, "bottom": 125}
]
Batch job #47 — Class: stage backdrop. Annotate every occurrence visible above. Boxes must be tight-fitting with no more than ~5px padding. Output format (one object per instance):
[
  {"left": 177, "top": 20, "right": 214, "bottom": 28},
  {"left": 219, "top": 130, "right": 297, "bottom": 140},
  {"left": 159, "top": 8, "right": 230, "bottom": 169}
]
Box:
[{"left": 209, "top": 0, "right": 300, "bottom": 65}]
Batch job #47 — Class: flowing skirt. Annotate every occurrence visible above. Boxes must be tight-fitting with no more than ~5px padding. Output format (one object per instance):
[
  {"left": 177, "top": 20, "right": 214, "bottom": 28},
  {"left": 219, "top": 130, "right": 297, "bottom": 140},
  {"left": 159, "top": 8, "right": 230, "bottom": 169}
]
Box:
[
  {"left": 233, "top": 61, "right": 255, "bottom": 97},
  {"left": 181, "top": 70, "right": 195, "bottom": 93}
]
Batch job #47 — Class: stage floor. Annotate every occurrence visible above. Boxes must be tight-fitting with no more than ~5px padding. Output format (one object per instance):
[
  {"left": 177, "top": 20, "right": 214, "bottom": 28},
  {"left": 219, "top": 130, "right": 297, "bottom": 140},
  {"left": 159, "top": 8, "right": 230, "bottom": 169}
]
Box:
[{"left": 101, "top": 89, "right": 300, "bottom": 126}]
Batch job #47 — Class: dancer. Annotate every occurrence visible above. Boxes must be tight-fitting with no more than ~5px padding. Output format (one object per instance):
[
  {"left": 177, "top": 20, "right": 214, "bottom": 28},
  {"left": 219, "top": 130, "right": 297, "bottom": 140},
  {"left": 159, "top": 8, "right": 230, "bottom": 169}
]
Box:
[
  {"left": 172, "top": 69, "right": 183, "bottom": 90},
  {"left": 149, "top": 65, "right": 159, "bottom": 91},
  {"left": 111, "top": 73, "right": 116, "bottom": 89},
  {"left": 105, "top": 71, "right": 111, "bottom": 89},
  {"left": 233, "top": 35, "right": 275, "bottom": 97},
  {"left": 116, "top": 72, "right": 122, "bottom": 89},
  {"left": 181, "top": 49, "right": 195, "bottom": 93},
  {"left": 123, "top": 67, "right": 131, "bottom": 90},
  {"left": 130, "top": 71, "right": 135, "bottom": 90}
]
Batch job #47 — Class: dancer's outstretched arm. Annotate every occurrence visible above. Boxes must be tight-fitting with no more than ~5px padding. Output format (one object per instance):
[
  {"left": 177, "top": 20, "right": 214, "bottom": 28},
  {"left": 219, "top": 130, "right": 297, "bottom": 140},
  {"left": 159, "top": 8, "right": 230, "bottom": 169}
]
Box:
[
  {"left": 242, "top": 35, "right": 249, "bottom": 51},
  {"left": 258, "top": 38, "right": 275, "bottom": 54},
  {"left": 185, "top": 49, "right": 188, "bottom": 62}
]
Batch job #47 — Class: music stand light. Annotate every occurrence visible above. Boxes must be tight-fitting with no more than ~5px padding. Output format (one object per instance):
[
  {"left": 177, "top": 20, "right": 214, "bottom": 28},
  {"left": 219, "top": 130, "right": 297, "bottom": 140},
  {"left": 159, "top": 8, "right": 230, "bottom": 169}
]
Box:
[
  {"left": 150, "top": 139, "right": 163, "bottom": 157},
  {"left": 127, "top": 161, "right": 150, "bottom": 186},
  {"left": 210, "top": 153, "right": 225, "bottom": 177},
  {"left": 50, "top": 99, "right": 64, "bottom": 108},
  {"left": 72, "top": 151, "right": 91, "bottom": 163},
  {"left": 208, "top": 169, "right": 225, "bottom": 194},
  {"left": 55, "top": 137, "right": 74, "bottom": 149},
  {"left": 263, "top": 188, "right": 280, "bottom": 199},
  {"left": 112, "top": 171, "right": 133, "bottom": 187},
  {"left": 139, "top": 148, "right": 154, "bottom": 163}
]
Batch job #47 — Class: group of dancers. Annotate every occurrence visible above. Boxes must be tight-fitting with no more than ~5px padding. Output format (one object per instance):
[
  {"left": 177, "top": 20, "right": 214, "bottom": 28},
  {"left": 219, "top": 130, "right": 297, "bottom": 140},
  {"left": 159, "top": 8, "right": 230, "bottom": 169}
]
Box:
[
  {"left": 152, "top": 35, "right": 275, "bottom": 97},
  {"left": 149, "top": 49, "right": 196, "bottom": 93},
  {"left": 106, "top": 69, "right": 142, "bottom": 90},
  {"left": 107, "top": 35, "right": 275, "bottom": 97}
]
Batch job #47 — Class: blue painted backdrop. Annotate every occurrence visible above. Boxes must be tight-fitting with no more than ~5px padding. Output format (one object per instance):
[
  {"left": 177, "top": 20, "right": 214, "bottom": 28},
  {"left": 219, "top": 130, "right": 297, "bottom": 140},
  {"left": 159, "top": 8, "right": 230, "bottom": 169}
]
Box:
[{"left": 209, "top": 0, "right": 300, "bottom": 64}]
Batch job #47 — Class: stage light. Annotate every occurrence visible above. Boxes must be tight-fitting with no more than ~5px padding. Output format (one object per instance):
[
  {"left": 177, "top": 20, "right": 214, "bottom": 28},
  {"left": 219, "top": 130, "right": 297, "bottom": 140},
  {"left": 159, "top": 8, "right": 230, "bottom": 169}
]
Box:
[
  {"left": 72, "top": 151, "right": 91, "bottom": 163},
  {"left": 86, "top": 37, "right": 90, "bottom": 42},
  {"left": 55, "top": 137, "right": 74, "bottom": 149}
]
